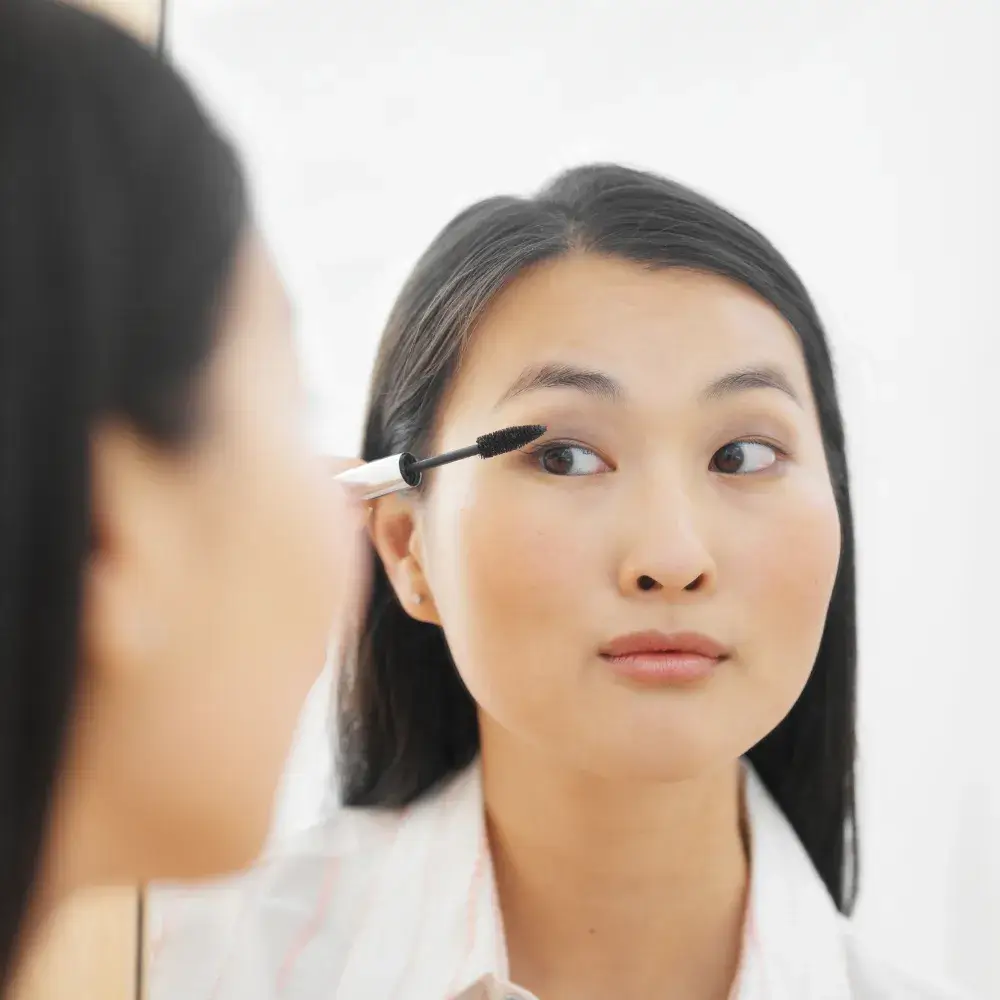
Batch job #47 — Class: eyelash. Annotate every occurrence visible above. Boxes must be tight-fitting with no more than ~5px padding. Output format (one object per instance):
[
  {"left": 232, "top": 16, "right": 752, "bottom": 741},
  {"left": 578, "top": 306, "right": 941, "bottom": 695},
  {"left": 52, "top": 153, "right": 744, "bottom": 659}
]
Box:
[
  {"left": 726, "top": 436, "right": 789, "bottom": 458},
  {"left": 711, "top": 437, "right": 789, "bottom": 475},
  {"left": 524, "top": 438, "right": 611, "bottom": 469}
]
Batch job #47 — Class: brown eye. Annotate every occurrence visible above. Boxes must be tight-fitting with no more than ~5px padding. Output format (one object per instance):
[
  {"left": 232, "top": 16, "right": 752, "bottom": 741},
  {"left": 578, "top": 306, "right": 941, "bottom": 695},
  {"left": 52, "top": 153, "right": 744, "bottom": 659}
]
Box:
[
  {"left": 538, "top": 443, "right": 609, "bottom": 477},
  {"left": 711, "top": 441, "right": 778, "bottom": 475}
]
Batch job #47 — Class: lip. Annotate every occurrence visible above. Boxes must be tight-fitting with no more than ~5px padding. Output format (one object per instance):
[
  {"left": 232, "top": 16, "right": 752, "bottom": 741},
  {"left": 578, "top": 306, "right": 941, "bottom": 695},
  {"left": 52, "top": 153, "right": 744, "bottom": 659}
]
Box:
[{"left": 599, "top": 630, "right": 730, "bottom": 685}]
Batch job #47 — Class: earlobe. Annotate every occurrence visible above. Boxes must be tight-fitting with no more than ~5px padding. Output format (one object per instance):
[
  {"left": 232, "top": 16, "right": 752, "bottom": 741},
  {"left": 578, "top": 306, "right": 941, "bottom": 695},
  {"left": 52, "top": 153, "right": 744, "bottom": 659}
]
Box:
[
  {"left": 81, "top": 549, "right": 164, "bottom": 690},
  {"left": 367, "top": 494, "right": 440, "bottom": 625}
]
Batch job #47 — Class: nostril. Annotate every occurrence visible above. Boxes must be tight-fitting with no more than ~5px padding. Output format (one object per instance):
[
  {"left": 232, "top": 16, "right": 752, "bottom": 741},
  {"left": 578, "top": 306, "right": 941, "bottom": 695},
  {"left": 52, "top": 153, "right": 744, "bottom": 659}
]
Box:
[
  {"left": 684, "top": 574, "right": 703, "bottom": 592},
  {"left": 637, "top": 574, "right": 658, "bottom": 591}
]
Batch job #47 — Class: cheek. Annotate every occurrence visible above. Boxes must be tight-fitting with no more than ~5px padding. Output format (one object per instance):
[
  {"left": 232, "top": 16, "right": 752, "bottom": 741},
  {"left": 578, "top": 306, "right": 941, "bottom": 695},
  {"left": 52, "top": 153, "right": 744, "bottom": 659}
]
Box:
[
  {"left": 464, "top": 502, "right": 586, "bottom": 615},
  {"left": 220, "top": 446, "right": 342, "bottom": 716},
  {"left": 425, "top": 473, "right": 599, "bottom": 708},
  {"left": 151, "top": 435, "right": 345, "bottom": 872},
  {"left": 195, "top": 437, "right": 338, "bottom": 662},
  {"left": 730, "top": 477, "right": 842, "bottom": 701}
]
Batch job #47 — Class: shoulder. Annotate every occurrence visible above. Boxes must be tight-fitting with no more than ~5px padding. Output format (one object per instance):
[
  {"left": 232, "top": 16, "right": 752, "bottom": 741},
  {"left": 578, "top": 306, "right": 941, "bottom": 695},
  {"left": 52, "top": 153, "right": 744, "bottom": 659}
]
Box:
[
  {"left": 147, "top": 806, "right": 405, "bottom": 999},
  {"left": 147, "top": 766, "right": 484, "bottom": 1000},
  {"left": 842, "top": 927, "right": 976, "bottom": 1000}
]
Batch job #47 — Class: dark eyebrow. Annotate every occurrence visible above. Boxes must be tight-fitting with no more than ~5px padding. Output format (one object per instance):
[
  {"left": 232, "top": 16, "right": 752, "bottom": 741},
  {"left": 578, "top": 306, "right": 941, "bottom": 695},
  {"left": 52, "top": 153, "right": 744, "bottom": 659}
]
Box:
[
  {"left": 702, "top": 366, "right": 801, "bottom": 406},
  {"left": 496, "top": 362, "right": 624, "bottom": 407}
]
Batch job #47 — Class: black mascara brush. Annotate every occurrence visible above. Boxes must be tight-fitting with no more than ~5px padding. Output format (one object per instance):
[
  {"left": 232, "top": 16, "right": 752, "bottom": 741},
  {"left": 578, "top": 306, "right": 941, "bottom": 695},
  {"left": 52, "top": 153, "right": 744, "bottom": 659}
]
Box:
[{"left": 334, "top": 424, "right": 547, "bottom": 501}]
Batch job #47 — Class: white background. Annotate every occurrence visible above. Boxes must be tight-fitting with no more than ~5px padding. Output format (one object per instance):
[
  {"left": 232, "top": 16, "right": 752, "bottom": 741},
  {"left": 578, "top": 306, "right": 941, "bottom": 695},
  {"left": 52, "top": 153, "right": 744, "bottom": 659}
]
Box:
[{"left": 168, "top": 2, "right": 999, "bottom": 995}]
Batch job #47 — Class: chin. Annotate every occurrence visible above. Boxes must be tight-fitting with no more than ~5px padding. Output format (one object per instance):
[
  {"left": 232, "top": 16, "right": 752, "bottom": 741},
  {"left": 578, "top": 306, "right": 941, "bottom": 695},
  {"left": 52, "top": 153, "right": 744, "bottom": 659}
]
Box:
[
  {"left": 569, "top": 729, "right": 743, "bottom": 786},
  {"left": 159, "top": 818, "right": 269, "bottom": 884},
  {"left": 214, "top": 826, "right": 270, "bottom": 877},
  {"left": 616, "top": 754, "right": 724, "bottom": 785}
]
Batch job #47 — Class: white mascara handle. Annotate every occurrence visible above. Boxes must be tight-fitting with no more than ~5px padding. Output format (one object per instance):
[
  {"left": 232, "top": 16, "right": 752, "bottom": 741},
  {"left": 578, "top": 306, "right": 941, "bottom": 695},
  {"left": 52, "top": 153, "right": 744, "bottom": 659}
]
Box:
[{"left": 333, "top": 453, "right": 421, "bottom": 501}]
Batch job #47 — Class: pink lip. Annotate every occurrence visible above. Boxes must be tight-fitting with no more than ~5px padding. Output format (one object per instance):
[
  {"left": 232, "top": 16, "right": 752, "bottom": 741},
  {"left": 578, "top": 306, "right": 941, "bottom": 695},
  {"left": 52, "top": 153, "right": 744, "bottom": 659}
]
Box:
[{"left": 599, "top": 630, "right": 730, "bottom": 685}]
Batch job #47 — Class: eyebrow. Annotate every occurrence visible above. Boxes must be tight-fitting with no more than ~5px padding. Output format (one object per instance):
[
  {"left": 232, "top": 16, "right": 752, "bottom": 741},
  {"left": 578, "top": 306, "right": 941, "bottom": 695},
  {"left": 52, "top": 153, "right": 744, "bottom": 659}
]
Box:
[
  {"left": 495, "top": 362, "right": 624, "bottom": 407},
  {"left": 702, "top": 365, "right": 801, "bottom": 406},
  {"left": 495, "top": 361, "right": 800, "bottom": 409}
]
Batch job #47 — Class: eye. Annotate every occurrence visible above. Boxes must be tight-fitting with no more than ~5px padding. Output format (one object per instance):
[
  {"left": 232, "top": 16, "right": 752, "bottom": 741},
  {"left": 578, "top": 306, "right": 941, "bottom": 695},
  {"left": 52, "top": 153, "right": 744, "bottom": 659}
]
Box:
[
  {"left": 711, "top": 440, "right": 780, "bottom": 475},
  {"left": 535, "top": 442, "right": 610, "bottom": 477}
]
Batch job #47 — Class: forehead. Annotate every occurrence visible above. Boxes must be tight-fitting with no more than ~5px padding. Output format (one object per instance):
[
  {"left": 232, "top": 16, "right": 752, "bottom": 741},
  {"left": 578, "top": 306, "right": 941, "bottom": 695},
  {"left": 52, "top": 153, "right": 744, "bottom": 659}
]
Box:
[{"left": 453, "top": 253, "right": 811, "bottom": 408}]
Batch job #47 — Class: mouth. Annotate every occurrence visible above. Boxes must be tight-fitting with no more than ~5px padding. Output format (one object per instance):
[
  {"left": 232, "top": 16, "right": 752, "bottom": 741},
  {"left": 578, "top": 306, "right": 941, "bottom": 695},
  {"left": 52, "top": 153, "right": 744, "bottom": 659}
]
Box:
[{"left": 598, "top": 630, "right": 730, "bottom": 686}]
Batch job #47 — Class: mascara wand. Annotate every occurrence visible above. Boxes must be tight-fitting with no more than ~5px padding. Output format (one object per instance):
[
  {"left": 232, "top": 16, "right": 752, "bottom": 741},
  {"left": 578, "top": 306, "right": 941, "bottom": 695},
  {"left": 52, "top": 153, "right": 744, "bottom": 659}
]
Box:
[{"left": 334, "top": 423, "right": 547, "bottom": 501}]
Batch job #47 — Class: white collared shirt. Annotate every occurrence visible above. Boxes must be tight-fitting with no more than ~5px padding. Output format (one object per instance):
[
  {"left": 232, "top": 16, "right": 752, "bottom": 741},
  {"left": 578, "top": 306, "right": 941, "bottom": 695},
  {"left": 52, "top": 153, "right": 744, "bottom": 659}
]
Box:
[{"left": 148, "top": 763, "right": 968, "bottom": 999}]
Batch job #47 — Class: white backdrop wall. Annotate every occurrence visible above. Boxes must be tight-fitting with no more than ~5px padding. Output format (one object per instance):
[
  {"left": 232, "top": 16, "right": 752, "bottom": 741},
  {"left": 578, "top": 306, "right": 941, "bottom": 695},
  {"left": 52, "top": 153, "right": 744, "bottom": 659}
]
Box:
[{"left": 167, "top": 3, "right": 999, "bottom": 995}]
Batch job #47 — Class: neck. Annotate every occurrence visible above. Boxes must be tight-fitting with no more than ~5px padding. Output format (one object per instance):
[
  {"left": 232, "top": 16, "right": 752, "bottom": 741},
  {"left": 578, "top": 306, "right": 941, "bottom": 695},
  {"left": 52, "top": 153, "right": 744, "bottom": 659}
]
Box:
[
  {"left": 481, "top": 727, "right": 749, "bottom": 1000},
  {"left": 29, "top": 715, "right": 139, "bottom": 922}
]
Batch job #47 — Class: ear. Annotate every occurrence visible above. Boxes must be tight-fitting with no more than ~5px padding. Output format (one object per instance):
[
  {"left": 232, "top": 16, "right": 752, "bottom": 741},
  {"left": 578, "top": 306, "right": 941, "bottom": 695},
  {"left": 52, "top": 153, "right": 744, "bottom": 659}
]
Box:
[
  {"left": 82, "top": 422, "right": 176, "bottom": 689},
  {"left": 367, "top": 492, "right": 440, "bottom": 625}
]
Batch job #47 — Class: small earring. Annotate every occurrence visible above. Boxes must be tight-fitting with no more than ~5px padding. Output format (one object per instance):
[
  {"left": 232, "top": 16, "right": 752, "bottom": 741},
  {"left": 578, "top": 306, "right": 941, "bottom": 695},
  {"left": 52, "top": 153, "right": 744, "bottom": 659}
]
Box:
[{"left": 412, "top": 593, "right": 423, "bottom": 605}]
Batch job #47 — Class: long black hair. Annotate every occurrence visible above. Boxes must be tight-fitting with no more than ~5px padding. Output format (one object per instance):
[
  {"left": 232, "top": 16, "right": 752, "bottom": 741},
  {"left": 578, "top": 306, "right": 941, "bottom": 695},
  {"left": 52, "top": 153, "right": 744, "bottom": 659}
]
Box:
[
  {"left": 340, "top": 163, "right": 858, "bottom": 913},
  {"left": 0, "top": 1, "right": 246, "bottom": 985}
]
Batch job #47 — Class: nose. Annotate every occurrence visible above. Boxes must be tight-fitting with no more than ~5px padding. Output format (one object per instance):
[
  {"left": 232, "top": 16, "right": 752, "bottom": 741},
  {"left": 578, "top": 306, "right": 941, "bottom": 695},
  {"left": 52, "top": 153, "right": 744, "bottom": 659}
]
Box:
[{"left": 616, "top": 482, "right": 717, "bottom": 599}]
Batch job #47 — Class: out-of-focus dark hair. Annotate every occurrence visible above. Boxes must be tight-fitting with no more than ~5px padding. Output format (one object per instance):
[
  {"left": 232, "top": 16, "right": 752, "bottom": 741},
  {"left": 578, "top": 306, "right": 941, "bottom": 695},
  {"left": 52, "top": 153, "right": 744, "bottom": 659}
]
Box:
[{"left": 0, "top": 0, "right": 246, "bottom": 984}]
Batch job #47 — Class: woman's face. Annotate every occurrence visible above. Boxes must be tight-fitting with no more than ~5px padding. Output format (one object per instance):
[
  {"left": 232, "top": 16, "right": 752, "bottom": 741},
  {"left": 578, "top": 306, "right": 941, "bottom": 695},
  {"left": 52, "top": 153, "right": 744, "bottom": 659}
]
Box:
[
  {"left": 394, "top": 253, "right": 841, "bottom": 781},
  {"left": 73, "top": 237, "right": 363, "bottom": 881}
]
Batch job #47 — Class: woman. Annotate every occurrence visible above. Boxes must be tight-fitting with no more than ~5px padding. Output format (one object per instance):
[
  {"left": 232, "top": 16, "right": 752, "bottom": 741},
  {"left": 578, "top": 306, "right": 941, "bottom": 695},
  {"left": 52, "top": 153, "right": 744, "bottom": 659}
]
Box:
[
  {"left": 0, "top": 2, "right": 364, "bottom": 991},
  {"left": 150, "top": 166, "right": 967, "bottom": 999}
]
